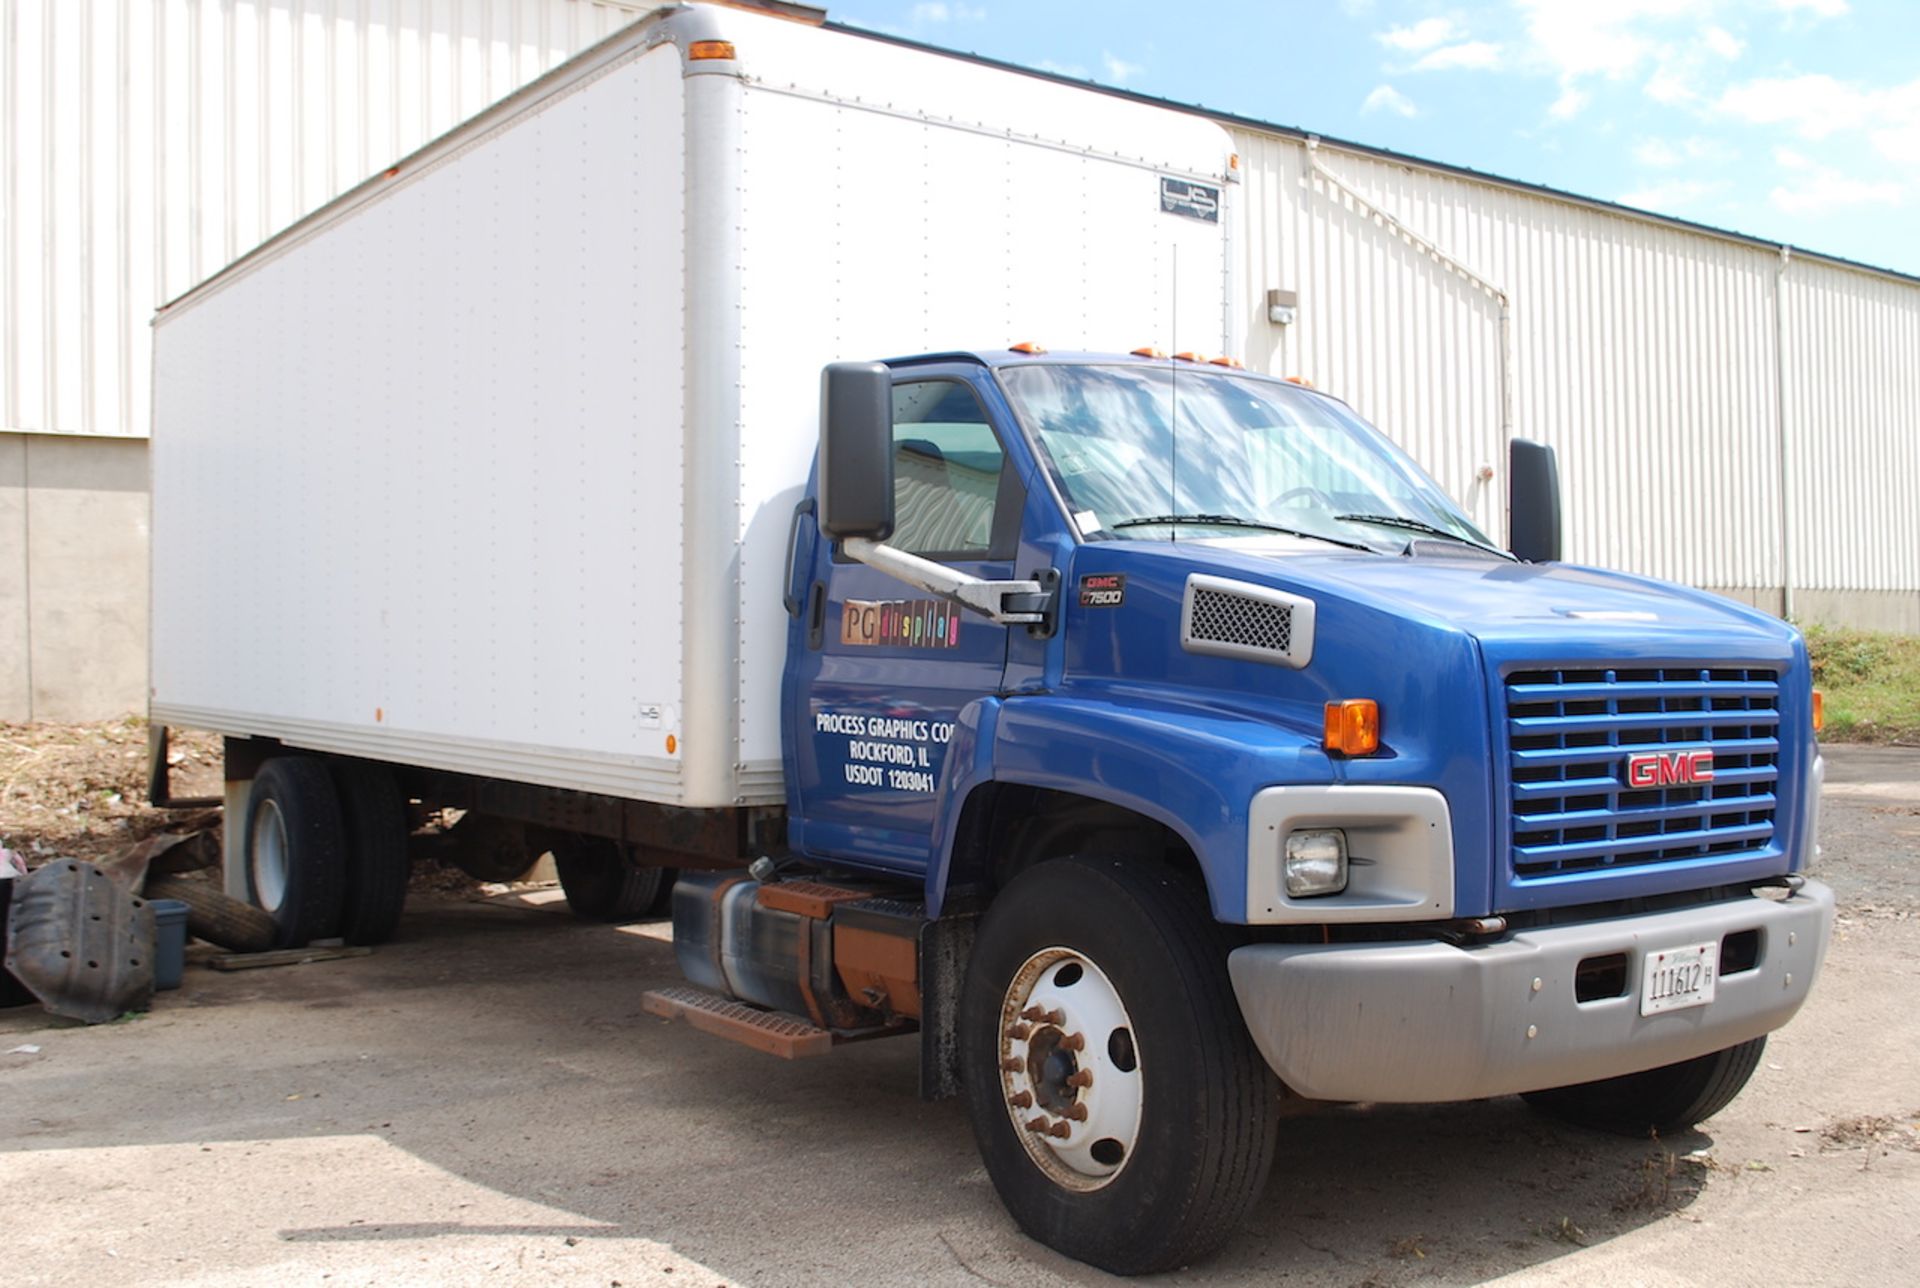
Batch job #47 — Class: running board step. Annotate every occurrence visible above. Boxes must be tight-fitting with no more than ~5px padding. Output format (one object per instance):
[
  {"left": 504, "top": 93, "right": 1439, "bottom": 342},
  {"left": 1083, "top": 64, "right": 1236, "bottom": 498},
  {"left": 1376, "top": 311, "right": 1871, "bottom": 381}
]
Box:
[{"left": 642, "top": 985, "right": 833, "bottom": 1059}]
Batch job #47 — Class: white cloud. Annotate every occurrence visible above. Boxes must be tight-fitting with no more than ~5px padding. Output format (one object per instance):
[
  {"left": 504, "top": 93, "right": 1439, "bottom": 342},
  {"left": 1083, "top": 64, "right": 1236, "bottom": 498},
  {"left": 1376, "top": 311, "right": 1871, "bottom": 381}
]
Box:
[
  {"left": 1412, "top": 40, "right": 1504, "bottom": 72},
  {"left": 910, "top": 3, "right": 986, "bottom": 22},
  {"left": 1101, "top": 51, "right": 1144, "bottom": 84},
  {"left": 1702, "top": 24, "right": 1744, "bottom": 58},
  {"left": 1717, "top": 72, "right": 1901, "bottom": 139},
  {"left": 1362, "top": 84, "right": 1419, "bottom": 118},
  {"left": 1339, "top": 0, "right": 1377, "bottom": 16},
  {"left": 1618, "top": 178, "right": 1728, "bottom": 210},
  {"left": 1547, "top": 84, "right": 1590, "bottom": 119},
  {"left": 1635, "top": 135, "right": 1737, "bottom": 166},
  {"left": 1772, "top": 0, "right": 1848, "bottom": 17},
  {"left": 1034, "top": 58, "right": 1088, "bottom": 79},
  {"left": 1645, "top": 63, "right": 1699, "bottom": 104},
  {"left": 1772, "top": 170, "right": 1901, "bottom": 214},
  {"left": 1377, "top": 17, "right": 1462, "bottom": 52},
  {"left": 1635, "top": 138, "right": 1683, "bottom": 166}
]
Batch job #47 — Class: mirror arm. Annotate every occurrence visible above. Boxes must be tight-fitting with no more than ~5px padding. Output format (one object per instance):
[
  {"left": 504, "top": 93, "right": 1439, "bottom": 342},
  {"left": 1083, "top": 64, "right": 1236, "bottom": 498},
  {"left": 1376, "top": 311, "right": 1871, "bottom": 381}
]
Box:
[{"left": 842, "top": 538, "right": 1051, "bottom": 625}]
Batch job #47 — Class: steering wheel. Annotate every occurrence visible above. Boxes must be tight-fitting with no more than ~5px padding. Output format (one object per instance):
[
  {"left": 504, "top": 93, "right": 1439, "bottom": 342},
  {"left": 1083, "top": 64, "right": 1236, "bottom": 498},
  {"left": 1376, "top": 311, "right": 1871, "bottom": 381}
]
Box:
[{"left": 1269, "top": 485, "right": 1337, "bottom": 510}]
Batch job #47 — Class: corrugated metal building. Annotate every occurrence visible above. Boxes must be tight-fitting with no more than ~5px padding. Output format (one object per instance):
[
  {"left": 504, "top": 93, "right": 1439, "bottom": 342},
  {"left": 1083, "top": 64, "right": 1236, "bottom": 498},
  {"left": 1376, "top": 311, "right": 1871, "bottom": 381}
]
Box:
[{"left": 4, "top": 1, "right": 1916, "bottom": 720}]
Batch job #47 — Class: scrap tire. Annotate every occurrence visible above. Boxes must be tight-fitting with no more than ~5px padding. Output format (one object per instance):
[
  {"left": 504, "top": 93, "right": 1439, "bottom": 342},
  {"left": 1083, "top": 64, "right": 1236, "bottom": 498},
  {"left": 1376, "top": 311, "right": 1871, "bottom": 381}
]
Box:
[
  {"left": 554, "top": 839, "right": 667, "bottom": 922},
  {"left": 328, "top": 760, "right": 411, "bottom": 946},
  {"left": 243, "top": 757, "right": 348, "bottom": 949},
  {"left": 1521, "top": 1036, "right": 1768, "bottom": 1136},
  {"left": 959, "top": 854, "right": 1279, "bottom": 1275},
  {"left": 143, "top": 875, "right": 276, "bottom": 954}
]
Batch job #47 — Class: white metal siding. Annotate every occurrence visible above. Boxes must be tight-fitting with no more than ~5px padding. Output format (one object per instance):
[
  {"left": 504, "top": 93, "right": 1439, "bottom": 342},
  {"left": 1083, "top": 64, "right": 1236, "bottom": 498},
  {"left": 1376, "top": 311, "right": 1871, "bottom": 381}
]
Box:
[
  {"left": 1232, "top": 131, "right": 1919, "bottom": 604},
  {"left": 1, "top": 0, "right": 646, "bottom": 439}
]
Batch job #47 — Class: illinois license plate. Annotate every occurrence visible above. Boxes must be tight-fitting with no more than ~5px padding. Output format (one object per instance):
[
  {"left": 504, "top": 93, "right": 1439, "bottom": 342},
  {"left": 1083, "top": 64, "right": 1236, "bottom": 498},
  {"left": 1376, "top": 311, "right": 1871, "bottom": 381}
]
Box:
[{"left": 1640, "top": 941, "right": 1719, "bottom": 1016}]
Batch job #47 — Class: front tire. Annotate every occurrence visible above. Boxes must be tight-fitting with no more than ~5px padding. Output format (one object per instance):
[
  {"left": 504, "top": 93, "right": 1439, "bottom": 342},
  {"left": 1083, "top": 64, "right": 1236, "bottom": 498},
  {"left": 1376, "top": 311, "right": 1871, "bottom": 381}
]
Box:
[
  {"left": 960, "top": 855, "right": 1278, "bottom": 1274},
  {"left": 1521, "top": 1036, "right": 1767, "bottom": 1136},
  {"left": 244, "top": 757, "right": 347, "bottom": 949}
]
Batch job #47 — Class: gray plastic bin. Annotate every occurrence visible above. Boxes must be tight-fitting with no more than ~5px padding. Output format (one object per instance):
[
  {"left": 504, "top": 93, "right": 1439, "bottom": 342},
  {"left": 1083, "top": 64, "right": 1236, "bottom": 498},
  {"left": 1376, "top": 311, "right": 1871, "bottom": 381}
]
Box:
[{"left": 151, "top": 898, "right": 189, "bottom": 991}]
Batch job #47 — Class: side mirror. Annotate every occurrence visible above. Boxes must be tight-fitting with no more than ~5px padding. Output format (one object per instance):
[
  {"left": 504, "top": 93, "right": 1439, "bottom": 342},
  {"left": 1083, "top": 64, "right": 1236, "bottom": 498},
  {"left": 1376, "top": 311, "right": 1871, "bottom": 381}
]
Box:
[
  {"left": 1508, "top": 438, "right": 1562, "bottom": 563},
  {"left": 818, "top": 362, "right": 895, "bottom": 541}
]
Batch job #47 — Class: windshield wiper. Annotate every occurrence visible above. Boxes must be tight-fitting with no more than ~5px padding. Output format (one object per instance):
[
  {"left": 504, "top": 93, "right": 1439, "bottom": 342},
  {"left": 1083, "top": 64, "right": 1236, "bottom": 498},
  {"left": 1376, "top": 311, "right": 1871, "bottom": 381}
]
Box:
[
  {"left": 1110, "top": 514, "right": 1373, "bottom": 551},
  {"left": 1334, "top": 513, "right": 1512, "bottom": 558}
]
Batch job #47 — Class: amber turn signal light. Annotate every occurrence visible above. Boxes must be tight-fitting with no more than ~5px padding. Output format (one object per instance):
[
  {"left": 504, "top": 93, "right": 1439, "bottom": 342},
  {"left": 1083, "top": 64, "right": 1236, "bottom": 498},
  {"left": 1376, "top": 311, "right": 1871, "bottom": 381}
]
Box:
[
  {"left": 1324, "top": 699, "right": 1380, "bottom": 756},
  {"left": 1812, "top": 689, "right": 1824, "bottom": 733}
]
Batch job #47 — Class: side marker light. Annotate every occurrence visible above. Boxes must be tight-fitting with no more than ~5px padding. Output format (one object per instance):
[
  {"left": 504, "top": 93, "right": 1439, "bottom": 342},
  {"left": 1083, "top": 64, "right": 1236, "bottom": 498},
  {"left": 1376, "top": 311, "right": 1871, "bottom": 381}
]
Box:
[{"left": 1323, "top": 699, "right": 1380, "bottom": 756}]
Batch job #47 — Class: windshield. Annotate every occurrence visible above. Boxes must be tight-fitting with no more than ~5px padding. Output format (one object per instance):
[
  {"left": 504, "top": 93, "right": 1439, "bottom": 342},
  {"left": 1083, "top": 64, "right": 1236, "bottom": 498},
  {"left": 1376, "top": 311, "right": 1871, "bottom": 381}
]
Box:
[{"left": 996, "top": 363, "right": 1498, "bottom": 554}]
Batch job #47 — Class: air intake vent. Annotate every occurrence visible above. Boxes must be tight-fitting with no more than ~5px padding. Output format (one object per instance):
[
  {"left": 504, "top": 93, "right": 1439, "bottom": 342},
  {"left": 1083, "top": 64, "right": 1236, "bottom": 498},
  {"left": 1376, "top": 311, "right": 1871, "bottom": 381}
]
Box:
[{"left": 1180, "top": 575, "right": 1315, "bottom": 668}]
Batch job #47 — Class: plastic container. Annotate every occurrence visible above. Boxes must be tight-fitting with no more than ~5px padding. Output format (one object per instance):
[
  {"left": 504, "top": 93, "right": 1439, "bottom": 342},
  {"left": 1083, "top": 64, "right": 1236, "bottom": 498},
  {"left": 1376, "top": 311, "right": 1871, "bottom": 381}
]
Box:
[{"left": 151, "top": 898, "right": 189, "bottom": 991}]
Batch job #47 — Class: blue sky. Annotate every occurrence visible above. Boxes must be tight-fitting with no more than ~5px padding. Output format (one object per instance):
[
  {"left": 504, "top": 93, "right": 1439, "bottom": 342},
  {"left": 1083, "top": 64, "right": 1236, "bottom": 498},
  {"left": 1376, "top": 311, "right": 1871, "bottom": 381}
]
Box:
[{"left": 835, "top": 1, "right": 1920, "bottom": 277}]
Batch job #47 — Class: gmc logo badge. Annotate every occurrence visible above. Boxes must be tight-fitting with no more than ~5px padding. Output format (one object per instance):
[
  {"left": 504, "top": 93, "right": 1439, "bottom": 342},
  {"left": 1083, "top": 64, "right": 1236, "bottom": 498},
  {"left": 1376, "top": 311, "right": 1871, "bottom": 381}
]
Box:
[{"left": 1625, "top": 749, "right": 1715, "bottom": 788}]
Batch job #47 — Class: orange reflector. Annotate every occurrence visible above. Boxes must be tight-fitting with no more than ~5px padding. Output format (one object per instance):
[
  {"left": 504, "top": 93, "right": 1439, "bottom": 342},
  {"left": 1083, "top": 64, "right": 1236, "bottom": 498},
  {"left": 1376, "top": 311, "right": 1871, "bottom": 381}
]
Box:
[
  {"left": 1229, "top": 152, "right": 1241, "bottom": 171},
  {"left": 666, "top": 733, "right": 678, "bottom": 755},
  {"left": 1009, "top": 341, "right": 1047, "bottom": 354},
  {"left": 688, "top": 40, "right": 736, "bottom": 60},
  {"left": 1131, "top": 346, "right": 1166, "bottom": 359},
  {"left": 1323, "top": 700, "right": 1380, "bottom": 756},
  {"left": 1812, "top": 690, "right": 1824, "bottom": 733},
  {"left": 1172, "top": 351, "right": 1205, "bottom": 363},
  {"left": 1283, "top": 375, "right": 1315, "bottom": 388},
  {"left": 1208, "top": 356, "right": 1244, "bottom": 368}
]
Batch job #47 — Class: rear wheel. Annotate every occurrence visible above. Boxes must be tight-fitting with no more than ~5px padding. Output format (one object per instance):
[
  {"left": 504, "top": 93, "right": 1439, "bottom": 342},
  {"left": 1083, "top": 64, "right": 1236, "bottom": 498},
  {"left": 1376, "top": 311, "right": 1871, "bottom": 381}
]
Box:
[
  {"left": 1521, "top": 1036, "right": 1767, "bottom": 1136},
  {"left": 328, "top": 760, "right": 411, "bottom": 945},
  {"left": 553, "top": 838, "right": 671, "bottom": 922},
  {"left": 244, "top": 758, "right": 347, "bottom": 949},
  {"left": 960, "top": 854, "right": 1278, "bottom": 1274}
]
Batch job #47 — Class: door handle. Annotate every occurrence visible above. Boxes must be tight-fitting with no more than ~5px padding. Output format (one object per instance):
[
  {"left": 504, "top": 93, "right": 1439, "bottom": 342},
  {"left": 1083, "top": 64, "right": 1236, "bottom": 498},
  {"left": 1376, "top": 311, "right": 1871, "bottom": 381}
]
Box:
[{"left": 783, "top": 497, "right": 817, "bottom": 617}]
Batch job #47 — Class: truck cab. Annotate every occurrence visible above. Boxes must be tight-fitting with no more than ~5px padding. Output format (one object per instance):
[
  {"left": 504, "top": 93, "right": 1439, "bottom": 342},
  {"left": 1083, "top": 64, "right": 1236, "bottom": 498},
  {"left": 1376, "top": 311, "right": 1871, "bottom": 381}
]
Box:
[{"left": 734, "top": 346, "right": 1834, "bottom": 1271}]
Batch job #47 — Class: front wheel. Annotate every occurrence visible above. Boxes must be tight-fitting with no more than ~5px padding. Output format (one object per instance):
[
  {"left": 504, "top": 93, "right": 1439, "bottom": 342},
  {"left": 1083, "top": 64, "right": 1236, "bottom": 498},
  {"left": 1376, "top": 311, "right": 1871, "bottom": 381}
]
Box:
[
  {"left": 1521, "top": 1036, "right": 1767, "bottom": 1136},
  {"left": 960, "top": 855, "right": 1278, "bottom": 1274}
]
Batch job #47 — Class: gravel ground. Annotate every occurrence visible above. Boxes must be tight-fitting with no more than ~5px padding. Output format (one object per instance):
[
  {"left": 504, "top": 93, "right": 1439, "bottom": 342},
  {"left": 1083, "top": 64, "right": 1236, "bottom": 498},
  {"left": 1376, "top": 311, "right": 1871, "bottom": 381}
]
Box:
[{"left": 2, "top": 745, "right": 1916, "bottom": 1287}]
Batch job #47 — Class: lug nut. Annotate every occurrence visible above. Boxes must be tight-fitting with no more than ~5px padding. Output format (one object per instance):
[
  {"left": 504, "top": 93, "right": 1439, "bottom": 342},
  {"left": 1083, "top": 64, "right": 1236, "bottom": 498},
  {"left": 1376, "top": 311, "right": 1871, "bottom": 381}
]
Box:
[
  {"left": 1009, "top": 1091, "right": 1033, "bottom": 1109},
  {"left": 1046, "top": 1120, "right": 1072, "bottom": 1140},
  {"left": 1025, "top": 1117, "right": 1049, "bottom": 1135},
  {"left": 1006, "top": 1023, "right": 1031, "bottom": 1040},
  {"left": 1021, "top": 1006, "right": 1065, "bottom": 1025},
  {"left": 1063, "top": 1103, "right": 1088, "bottom": 1122},
  {"left": 1067, "top": 1070, "right": 1094, "bottom": 1089},
  {"left": 1001, "top": 1056, "right": 1023, "bottom": 1072},
  {"left": 1059, "top": 1031, "right": 1085, "bottom": 1052}
]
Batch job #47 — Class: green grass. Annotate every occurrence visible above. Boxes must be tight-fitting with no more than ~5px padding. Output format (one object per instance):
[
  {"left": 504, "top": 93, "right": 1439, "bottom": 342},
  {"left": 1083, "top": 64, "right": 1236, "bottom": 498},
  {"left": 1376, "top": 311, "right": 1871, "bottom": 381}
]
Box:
[{"left": 1803, "top": 624, "right": 1920, "bottom": 744}]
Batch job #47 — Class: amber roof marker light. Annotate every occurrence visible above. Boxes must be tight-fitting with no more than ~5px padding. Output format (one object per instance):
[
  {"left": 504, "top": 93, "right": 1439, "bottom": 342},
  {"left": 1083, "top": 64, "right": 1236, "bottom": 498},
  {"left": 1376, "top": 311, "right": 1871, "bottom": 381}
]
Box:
[{"left": 688, "top": 40, "right": 737, "bottom": 61}]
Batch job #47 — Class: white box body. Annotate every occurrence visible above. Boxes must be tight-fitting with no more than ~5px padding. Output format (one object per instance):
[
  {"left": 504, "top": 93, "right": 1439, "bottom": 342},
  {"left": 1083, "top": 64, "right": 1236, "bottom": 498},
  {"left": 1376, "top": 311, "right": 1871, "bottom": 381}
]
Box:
[{"left": 150, "top": 5, "right": 1234, "bottom": 807}]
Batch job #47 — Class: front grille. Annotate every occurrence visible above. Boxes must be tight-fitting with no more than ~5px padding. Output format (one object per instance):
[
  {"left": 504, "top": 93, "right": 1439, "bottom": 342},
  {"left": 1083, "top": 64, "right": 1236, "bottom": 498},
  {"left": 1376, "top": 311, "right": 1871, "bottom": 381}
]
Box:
[
  {"left": 1505, "top": 666, "right": 1780, "bottom": 880},
  {"left": 1188, "top": 585, "right": 1294, "bottom": 654}
]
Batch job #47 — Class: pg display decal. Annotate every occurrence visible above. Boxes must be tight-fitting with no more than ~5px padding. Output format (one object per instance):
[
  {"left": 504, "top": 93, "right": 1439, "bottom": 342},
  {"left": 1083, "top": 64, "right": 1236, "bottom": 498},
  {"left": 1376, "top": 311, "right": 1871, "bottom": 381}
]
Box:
[{"left": 841, "top": 598, "right": 962, "bottom": 649}]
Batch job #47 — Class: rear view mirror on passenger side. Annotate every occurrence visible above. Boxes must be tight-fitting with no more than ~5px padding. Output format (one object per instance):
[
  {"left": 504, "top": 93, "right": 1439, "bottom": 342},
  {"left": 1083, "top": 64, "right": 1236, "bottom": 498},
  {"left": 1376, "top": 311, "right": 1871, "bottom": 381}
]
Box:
[
  {"left": 1508, "top": 438, "right": 1562, "bottom": 563},
  {"left": 819, "top": 362, "right": 895, "bottom": 541}
]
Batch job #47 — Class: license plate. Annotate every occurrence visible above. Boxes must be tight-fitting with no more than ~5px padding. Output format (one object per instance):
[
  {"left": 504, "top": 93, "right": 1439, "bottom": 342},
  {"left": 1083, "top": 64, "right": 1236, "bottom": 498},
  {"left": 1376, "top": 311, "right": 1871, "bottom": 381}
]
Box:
[{"left": 1640, "top": 941, "right": 1719, "bottom": 1016}]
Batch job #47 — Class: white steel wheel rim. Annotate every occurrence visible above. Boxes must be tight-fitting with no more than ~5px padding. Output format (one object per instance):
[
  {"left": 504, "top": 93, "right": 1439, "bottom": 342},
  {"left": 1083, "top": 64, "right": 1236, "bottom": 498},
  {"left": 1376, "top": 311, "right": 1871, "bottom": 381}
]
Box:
[
  {"left": 250, "top": 798, "right": 291, "bottom": 914},
  {"left": 996, "top": 946, "right": 1145, "bottom": 1192}
]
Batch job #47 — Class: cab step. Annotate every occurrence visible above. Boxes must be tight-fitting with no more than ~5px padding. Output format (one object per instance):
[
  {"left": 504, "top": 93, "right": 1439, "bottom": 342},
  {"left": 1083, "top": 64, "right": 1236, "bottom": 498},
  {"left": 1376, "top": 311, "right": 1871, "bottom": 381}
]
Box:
[{"left": 641, "top": 985, "right": 833, "bottom": 1059}]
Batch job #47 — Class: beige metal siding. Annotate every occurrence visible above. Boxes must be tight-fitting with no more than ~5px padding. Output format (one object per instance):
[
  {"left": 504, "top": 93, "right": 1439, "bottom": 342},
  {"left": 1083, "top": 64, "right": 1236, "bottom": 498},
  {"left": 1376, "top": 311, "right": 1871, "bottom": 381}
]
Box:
[
  {"left": 1, "top": 0, "right": 645, "bottom": 439},
  {"left": 1233, "top": 130, "right": 1918, "bottom": 613}
]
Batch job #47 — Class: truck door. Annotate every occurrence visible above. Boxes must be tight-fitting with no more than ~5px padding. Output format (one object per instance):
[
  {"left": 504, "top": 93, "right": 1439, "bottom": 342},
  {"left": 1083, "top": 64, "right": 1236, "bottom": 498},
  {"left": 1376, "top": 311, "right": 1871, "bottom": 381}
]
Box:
[{"left": 784, "top": 370, "right": 1025, "bottom": 873}]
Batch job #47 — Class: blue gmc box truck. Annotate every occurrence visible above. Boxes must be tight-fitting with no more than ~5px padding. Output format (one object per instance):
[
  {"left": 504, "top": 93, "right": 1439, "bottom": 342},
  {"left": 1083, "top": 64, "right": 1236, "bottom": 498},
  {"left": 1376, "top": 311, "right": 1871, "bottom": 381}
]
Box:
[{"left": 148, "top": 5, "right": 1833, "bottom": 1273}]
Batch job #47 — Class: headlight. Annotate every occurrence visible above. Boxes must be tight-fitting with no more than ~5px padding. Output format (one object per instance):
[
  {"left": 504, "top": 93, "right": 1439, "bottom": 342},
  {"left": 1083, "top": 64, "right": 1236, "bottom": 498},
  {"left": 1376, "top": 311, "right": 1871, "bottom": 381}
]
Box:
[{"left": 1284, "top": 828, "right": 1348, "bottom": 897}]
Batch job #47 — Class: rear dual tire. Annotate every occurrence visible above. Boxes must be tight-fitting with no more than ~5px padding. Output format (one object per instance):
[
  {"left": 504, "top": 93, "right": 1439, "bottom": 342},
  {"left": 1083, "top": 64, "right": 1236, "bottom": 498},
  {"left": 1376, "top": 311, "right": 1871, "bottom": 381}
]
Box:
[
  {"left": 553, "top": 838, "right": 676, "bottom": 922},
  {"left": 244, "top": 756, "right": 410, "bottom": 948}
]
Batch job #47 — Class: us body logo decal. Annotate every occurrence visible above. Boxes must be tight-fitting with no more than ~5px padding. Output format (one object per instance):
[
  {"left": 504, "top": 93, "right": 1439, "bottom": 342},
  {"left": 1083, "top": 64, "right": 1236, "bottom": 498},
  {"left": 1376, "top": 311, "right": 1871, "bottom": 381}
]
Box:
[{"left": 840, "top": 599, "right": 962, "bottom": 649}]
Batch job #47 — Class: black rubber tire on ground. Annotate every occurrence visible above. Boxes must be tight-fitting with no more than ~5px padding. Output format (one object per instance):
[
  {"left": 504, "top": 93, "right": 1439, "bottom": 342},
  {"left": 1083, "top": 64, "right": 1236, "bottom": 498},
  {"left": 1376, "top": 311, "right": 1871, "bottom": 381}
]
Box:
[
  {"left": 553, "top": 838, "right": 669, "bottom": 922},
  {"left": 327, "top": 760, "right": 411, "bottom": 946},
  {"left": 243, "top": 757, "right": 348, "bottom": 949},
  {"left": 959, "top": 854, "right": 1280, "bottom": 1275},
  {"left": 143, "top": 874, "right": 277, "bottom": 953},
  {"left": 1521, "top": 1036, "right": 1768, "bottom": 1136}
]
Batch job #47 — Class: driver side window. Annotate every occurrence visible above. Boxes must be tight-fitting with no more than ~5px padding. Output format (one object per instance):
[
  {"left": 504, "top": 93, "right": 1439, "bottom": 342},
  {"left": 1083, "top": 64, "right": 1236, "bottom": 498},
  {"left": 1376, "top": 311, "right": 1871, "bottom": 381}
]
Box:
[{"left": 890, "top": 381, "right": 1016, "bottom": 560}]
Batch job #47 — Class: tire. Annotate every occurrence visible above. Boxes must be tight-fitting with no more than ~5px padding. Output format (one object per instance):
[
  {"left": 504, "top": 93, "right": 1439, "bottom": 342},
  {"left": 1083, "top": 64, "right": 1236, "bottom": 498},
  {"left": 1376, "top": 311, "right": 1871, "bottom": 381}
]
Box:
[
  {"left": 1521, "top": 1036, "right": 1768, "bottom": 1136},
  {"left": 143, "top": 875, "right": 276, "bottom": 954},
  {"left": 553, "top": 838, "right": 668, "bottom": 922},
  {"left": 243, "top": 757, "right": 348, "bottom": 949},
  {"left": 328, "top": 760, "right": 411, "bottom": 946},
  {"left": 960, "top": 855, "right": 1279, "bottom": 1274}
]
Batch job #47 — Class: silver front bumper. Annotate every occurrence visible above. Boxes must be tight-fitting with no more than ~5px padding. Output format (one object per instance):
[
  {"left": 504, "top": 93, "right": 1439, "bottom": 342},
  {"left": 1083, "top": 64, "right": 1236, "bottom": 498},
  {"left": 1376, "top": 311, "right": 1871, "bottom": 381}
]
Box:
[{"left": 1227, "top": 880, "right": 1835, "bottom": 1103}]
